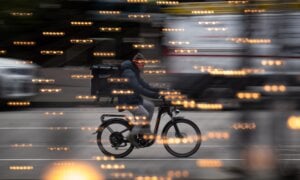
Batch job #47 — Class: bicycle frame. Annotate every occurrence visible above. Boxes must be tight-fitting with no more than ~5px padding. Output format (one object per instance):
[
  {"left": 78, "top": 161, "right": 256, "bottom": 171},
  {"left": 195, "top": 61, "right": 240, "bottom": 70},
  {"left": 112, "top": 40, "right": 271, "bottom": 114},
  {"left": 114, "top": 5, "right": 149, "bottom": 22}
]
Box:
[
  {"left": 146, "top": 104, "right": 178, "bottom": 146},
  {"left": 95, "top": 101, "right": 201, "bottom": 157}
]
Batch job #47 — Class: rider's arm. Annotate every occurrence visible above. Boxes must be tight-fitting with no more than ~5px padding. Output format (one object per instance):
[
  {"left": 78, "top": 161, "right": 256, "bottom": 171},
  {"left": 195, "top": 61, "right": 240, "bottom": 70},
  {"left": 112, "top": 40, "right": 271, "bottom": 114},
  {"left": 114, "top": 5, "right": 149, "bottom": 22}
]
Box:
[
  {"left": 138, "top": 76, "right": 160, "bottom": 92},
  {"left": 124, "top": 69, "right": 159, "bottom": 99}
]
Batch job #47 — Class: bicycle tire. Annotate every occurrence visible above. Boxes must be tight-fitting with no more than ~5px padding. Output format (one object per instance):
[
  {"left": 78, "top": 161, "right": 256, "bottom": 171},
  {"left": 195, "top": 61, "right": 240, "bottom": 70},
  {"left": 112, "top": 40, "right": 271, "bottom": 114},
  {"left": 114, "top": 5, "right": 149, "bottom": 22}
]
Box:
[
  {"left": 162, "top": 118, "right": 201, "bottom": 157},
  {"left": 97, "top": 118, "right": 134, "bottom": 158}
]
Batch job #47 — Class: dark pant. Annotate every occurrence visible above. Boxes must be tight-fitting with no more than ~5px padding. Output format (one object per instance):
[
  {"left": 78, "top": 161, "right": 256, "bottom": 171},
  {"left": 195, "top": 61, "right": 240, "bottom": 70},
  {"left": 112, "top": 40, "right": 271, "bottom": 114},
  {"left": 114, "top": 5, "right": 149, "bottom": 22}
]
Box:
[
  {"left": 128, "top": 99, "right": 155, "bottom": 122},
  {"left": 128, "top": 99, "right": 155, "bottom": 134}
]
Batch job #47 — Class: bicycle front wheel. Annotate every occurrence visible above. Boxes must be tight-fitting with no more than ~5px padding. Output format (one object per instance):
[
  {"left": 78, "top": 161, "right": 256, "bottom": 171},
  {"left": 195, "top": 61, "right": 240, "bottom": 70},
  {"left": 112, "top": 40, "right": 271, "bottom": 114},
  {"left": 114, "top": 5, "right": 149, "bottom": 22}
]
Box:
[{"left": 162, "top": 118, "right": 201, "bottom": 157}]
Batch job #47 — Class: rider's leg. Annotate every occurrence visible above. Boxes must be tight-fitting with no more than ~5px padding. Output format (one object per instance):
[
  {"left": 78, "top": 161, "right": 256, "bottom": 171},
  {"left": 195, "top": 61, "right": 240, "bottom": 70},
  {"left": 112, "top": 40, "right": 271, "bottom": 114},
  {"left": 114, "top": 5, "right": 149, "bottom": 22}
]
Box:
[
  {"left": 141, "top": 99, "right": 155, "bottom": 133},
  {"left": 127, "top": 105, "right": 150, "bottom": 147},
  {"left": 128, "top": 105, "right": 150, "bottom": 135},
  {"left": 142, "top": 99, "right": 155, "bottom": 121}
]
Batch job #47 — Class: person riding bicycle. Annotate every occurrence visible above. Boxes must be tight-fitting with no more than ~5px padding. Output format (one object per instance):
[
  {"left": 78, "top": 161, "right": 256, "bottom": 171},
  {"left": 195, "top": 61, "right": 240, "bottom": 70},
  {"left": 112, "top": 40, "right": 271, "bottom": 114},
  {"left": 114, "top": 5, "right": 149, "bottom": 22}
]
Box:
[{"left": 118, "top": 53, "right": 160, "bottom": 146}]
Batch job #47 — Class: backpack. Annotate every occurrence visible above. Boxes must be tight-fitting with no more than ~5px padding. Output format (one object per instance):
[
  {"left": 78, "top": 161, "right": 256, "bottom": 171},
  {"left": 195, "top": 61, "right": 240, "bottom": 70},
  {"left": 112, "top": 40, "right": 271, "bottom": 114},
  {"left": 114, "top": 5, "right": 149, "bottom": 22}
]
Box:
[{"left": 90, "top": 64, "right": 123, "bottom": 102}]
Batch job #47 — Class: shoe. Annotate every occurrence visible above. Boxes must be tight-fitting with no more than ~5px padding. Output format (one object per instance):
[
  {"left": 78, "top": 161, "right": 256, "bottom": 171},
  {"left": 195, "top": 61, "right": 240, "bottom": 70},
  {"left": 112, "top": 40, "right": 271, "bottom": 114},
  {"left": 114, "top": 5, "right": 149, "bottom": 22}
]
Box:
[
  {"left": 126, "top": 125, "right": 143, "bottom": 148},
  {"left": 140, "top": 125, "right": 152, "bottom": 134},
  {"left": 127, "top": 133, "right": 141, "bottom": 148},
  {"left": 127, "top": 125, "right": 153, "bottom": 148}
]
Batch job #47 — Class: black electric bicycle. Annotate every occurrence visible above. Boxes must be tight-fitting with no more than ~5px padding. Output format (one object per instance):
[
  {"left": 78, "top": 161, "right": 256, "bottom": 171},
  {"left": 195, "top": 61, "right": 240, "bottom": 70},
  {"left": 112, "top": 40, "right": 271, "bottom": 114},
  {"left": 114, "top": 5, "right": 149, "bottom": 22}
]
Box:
[{"left": 95, "top": 98, "right": 201, "bottom": 158}]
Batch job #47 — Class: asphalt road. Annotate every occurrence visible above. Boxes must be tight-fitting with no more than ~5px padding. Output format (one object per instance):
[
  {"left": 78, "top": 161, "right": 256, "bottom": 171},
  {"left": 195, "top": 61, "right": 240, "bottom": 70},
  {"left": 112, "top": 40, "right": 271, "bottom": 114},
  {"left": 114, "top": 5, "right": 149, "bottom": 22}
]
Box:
[{"left": 0, "top": 108, "right": 299, "bottom": 179}]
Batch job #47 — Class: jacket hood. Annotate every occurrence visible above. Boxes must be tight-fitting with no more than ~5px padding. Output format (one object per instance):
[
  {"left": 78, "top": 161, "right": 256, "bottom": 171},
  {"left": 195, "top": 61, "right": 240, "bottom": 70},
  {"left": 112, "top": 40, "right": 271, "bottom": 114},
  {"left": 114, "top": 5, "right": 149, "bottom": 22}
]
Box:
[{"left": 120, "top": 60, "right": 138, "bottom": 72}]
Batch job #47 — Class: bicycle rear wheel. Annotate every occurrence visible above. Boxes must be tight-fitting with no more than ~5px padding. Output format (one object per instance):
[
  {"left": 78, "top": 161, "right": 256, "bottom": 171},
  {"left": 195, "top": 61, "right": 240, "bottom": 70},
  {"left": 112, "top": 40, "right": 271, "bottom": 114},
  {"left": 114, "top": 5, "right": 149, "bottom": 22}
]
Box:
[
  {"left": 162, "top": 118, "right": 201, "bottom": 157},
  {"left": 97, "top": 119, "right": 134, "bottom": 158}
]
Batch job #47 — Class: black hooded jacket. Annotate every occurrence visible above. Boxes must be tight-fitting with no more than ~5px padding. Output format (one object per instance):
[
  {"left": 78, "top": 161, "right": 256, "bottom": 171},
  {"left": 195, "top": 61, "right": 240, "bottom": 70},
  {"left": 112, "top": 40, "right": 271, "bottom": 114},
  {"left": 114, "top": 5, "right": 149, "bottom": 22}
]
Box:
[{"left": 118, "top": 60, "right": 159, "bottom": 105}]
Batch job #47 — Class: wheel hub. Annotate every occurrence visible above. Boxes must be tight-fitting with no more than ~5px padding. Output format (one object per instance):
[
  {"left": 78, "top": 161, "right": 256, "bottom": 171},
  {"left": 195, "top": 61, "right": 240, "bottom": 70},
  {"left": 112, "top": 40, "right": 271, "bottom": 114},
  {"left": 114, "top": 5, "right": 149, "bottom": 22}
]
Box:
[{"left": 109, "top": 132, "right": 124, "bottom": 147}]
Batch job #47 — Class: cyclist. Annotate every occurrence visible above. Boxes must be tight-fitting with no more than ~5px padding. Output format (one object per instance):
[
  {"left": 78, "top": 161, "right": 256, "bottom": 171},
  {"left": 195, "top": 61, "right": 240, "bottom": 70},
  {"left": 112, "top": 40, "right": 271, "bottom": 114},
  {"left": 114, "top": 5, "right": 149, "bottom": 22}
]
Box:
[{"left": 118, "top": 53, "right": 160, "bottom": 147}]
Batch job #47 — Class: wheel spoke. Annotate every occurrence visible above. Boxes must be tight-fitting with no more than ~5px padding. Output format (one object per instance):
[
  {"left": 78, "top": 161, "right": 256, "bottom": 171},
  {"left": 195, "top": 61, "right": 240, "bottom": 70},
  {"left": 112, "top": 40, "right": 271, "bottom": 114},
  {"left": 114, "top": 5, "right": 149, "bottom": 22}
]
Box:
[
  {"left": 107, "top": 126, "right": 114, "bottom": 133},
  {"left": 120, "top": 128, "right": 130, "bottom": 134}
]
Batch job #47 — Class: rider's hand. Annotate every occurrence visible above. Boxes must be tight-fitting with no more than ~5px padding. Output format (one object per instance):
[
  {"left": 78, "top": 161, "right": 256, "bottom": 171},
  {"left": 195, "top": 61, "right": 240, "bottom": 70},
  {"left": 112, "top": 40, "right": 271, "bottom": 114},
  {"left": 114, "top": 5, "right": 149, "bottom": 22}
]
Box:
[{"left": 158, "top": 95, "right": 166, "bottom": 102}]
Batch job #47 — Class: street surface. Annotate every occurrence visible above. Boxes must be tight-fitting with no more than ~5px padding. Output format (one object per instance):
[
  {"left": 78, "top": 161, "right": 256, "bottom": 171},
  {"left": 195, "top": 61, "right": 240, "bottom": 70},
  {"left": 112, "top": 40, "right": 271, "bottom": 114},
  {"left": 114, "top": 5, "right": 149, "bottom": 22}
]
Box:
[{"left": 0, "top": 108, "right": 299, "bottom": 179}]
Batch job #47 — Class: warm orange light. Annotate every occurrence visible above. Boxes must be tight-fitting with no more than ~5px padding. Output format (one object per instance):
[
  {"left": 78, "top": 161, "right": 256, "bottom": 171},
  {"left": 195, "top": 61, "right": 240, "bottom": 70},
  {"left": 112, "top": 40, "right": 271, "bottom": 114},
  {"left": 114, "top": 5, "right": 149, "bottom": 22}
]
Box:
[
  {"left": 159, "top": 90, "right": 181, "bottom": 96},
  {"left": 44, "top": 112, "right": 64, "bottom": 116},
  {"left": 168, "top": 41, "right": 189, "bottom": 45},
  {"left": 107, "top": 78, "right": 129, "bottom": 83},
  {"left": 128, "top": 14, "right": 151, "bottom": 19},
  {"left": 42, "top": 32, "right": 65, "bottom": 36},
  {"left": 98, "top": 10, "right": 121, "bottom": 15},
  {"left": 10, "top": 12, "right": 33, "bottom": 16},
  {"left": 71, "top": 74, "right": 93, "bottom": 79},
  {"left": 191, "top": 10, "right": 214, "bottom": 14},
  {"left": 143, "top": 70, "right": 166, "bottom": 74},
  {"left": 162, "top": 28, "right": 184, "bottom": 32},
  {"left": 287, "top": 116, "right": 300, "bottom": 130},
  {"left": 174, "top": 49, "right": 197, "bottom": 54},
  {"left": 111, "top": 172, "right": 134, "bottom": 178},
  {"left": 40, "top": 50, "right": 64, "bottom": 55},
  {"left": 99, "top": 27, "right": 121, "bottom": 32},
  {"left": 236, "top": 92, "right": 261, "bottom": 100},
  {"left": 93, "top": 156, "right": 115, "bottom": 161},
  {"left": 13, "top": 41, "right": 36, "bottom": 46},
  {"left": 93, "top": 52, "right": 115, "bottom": 57},
  {"left": 116, "top": 105, "right": 138, "bottom": 110},
  {"left": 70, "top": 39, "right": 94, "bottom": 44},
  {"left": 75, "top": 95, "right": 97, "bottom": 100},
  {"left": 228, "top": 38, "right": 271, "bottom": 44},
  {"left": 157, "top": 1, "right": 179, "bottom": 5},
  {"left": 135, "top": 176, "right": 171, "bottom": 180},
  {"left": 11, "top": 144, "right": 33, "bottom": 148},
  {"left": 196, "top": 103, "right": 223, "bottom": 110},
  {"left": 206, "top": 132, "right": 230, "bottom": 139},
  {"left": 111, "top": 89, "right": 134, "bottom": 95},
  {"left": 244, "top": 9, "right": 266, "bottom": 13},
  {"left": 228, "top": 0, "right": 248, "bottom": 4},
  {"left": 264, "top": 84, "right": 286, "bottom": 92},
  {"left": 7, "top": 101, "right": 30, "bottom": 106},
  {"left": 232, "top": 123, "right": 256, "bottom": 130},
  {"left": 197, "top": 159, "right": 223, "bottom": 168},
  {"left": 167, "top": 170, "right": 189, "bottom": 178},
  {"left": 132, "top": 44, "right": 155, "bottom": 49},
  {"left": 42, "top": 161, "right": 104, "bottom": 180},
  {"left": 40, "top": 88, "right": 62, "bottom": 93},
  {"left": 0, "top": 50, "right": 7, "bottom": 54},
  {"left": 127, "top": 0, "right": 148, "bottom": 3},
  {"left": 32, "top": 79, "right": 55, "bottom": 84},
  {"left": 10, "top": 166, "right": 34, "bottom": 170},
  {"left": 70, "top": 21, "right": 93, "bottom": 26}
]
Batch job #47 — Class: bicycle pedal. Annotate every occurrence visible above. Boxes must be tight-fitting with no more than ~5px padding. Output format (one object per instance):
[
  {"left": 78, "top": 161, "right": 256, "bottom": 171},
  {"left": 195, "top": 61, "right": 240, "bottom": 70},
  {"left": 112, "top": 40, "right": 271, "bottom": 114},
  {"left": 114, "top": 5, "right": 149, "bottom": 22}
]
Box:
[{"left": 127, "top": 134, "right": 143, "bottom": 148}]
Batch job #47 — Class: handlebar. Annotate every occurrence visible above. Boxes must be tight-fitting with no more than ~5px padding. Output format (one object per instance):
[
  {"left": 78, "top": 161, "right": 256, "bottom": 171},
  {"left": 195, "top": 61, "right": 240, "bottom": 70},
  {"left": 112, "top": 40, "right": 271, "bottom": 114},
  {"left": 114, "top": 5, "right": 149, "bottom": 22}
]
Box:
[
  {"left": 159, "top": 95, "right": 174, "bottom": 107},
  {"left": 158, "top": 95, "right": 167, "bottom": 104},
  {"left": 158, "top": 95, "right": 180, "bottom": 116}
]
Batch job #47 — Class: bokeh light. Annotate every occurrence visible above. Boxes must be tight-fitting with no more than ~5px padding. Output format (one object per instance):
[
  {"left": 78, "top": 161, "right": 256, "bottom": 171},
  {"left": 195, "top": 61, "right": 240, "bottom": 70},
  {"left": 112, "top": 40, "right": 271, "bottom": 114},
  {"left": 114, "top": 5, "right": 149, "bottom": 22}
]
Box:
[{"left": 42, "top": 161, "right": 104, "bottom": 180}]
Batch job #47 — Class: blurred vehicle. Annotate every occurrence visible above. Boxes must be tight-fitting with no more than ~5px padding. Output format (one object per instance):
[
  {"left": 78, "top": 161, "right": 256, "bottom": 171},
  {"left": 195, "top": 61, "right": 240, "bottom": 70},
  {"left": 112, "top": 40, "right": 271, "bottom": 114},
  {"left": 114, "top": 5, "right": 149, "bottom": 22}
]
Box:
[
  {"left": 0, "top": 58, "right": 37, "bottom": 102},
  {"left": 162, "top": 3, "right": 300, "bottom": 101}
]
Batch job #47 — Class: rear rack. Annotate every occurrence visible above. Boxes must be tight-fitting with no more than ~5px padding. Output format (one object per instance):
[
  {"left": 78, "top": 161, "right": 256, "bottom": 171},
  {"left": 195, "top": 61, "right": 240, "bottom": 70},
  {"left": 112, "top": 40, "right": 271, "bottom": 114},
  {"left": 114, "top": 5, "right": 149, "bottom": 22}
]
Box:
[{"left": 100, "top": 114, "right": 126, "bottom": 123}]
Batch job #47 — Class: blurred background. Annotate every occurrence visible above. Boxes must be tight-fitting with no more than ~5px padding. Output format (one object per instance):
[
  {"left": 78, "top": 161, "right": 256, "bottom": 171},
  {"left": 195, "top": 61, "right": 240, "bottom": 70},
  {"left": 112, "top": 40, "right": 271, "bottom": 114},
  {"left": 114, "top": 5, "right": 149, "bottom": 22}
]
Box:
[{"left": 0, "top": 0, "right": 300, "bottom": 179}]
